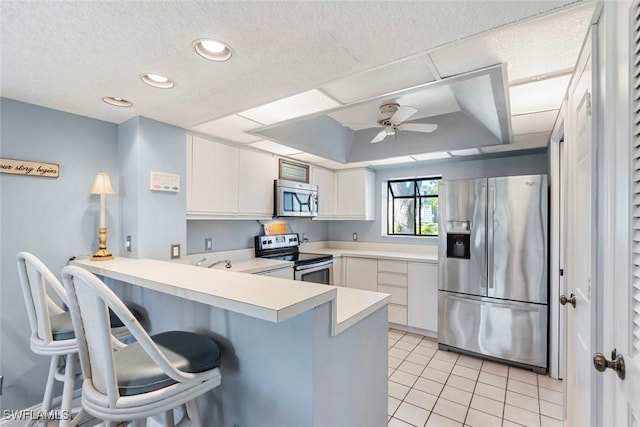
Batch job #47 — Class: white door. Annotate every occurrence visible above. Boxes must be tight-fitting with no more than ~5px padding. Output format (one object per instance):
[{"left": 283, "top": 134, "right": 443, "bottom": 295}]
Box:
[
  {"left": 609, "top": 0, "right": 640, "bottom": 423},
  {"left": 565, "top": 27, "right": 597, "bottom": 427}
]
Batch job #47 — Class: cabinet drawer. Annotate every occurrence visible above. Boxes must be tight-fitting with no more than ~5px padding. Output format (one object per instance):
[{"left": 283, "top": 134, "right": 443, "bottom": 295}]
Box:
[
  {"left": 378, "top": 260, "right": 408, "bottom": 274},
  {"left": 378, "top": 272, "right": 407, "bottom": 287},
  {"left": 388, "top": 304, "right": 407, "bottom": 325},
  {"left": 378, "top": 285, "right": 407, "bottom": 305}
]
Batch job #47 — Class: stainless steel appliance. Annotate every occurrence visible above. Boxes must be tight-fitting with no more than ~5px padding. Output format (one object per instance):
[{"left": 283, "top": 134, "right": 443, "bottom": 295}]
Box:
[
  {"left": 438, "top": 175, "right": 548, "bottom": 373},
  {"left": 254, "top": 233, "right": 333, "bottom": 285},
  {"left": 274, "top": 179, "right": 318, "bottom": 217}
]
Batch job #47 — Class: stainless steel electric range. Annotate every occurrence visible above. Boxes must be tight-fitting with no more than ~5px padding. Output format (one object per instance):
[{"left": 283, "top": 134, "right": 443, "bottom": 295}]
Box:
[{"left": 254, "top": 233, "right": 333, "bottom": 285}]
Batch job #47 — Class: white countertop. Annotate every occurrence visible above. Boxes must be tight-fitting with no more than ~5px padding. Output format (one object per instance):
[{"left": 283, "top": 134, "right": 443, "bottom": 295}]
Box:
[
  {"left": 301, "top": 247, "right": 437, "bottom": 262},
  {"left": 72, "top": 257, "right": 389, "bottom": 335},
  {"left": 205, "top": 257, "right": 293, "bottom": 274}
]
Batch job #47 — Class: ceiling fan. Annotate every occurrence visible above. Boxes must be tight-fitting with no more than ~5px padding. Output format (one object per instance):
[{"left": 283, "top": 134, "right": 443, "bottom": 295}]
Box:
[{"left": 357, "top": 103, "right": 438, "bottom": 143}]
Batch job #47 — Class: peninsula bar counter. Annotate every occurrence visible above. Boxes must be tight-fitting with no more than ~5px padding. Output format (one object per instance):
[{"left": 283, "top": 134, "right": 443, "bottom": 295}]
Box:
[{"left": 72, "top": 257, "right": 390, "bottom": 427}]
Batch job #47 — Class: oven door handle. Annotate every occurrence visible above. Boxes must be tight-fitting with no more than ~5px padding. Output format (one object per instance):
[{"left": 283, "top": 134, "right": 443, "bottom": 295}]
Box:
[{"left": 295, "top": 259, "right": 333, "bottom": 271}]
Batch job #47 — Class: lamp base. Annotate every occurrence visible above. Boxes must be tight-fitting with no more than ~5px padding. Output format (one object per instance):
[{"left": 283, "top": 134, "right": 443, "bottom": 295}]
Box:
[
  {"left": 92, "top": 226, "right": 113, "bottom": 261},
  {"left": 91, "top": 250, "right": 113, "bottom": 261}
]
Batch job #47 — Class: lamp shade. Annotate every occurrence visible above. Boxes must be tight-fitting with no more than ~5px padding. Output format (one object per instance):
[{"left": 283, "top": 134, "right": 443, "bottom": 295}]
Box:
[{"left": 90, "top": 173, "right": 115, "bottom": 195}]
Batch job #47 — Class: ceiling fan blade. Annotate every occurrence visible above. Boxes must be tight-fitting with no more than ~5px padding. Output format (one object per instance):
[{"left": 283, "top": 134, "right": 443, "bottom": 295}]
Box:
[
  {"left": 401, "top": 123, "right": 438, "bottom": 133},
  {"left": 370, "top": 129, "right": 387, "bottom": 143},
  {"left": 390, "top": 106, "right": 417, "bottom": 124}
]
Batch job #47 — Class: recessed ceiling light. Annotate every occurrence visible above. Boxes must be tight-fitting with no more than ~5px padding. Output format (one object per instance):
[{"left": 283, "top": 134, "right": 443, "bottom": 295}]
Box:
[
  {"left": 193, "top": 38, "right": 232, "bottom": 61},
  {"left": 141, "top": 73, "right": 175, "bottom": 89},
  {"left": 102, "top": 97, "right": 132, "bottom": 107}
]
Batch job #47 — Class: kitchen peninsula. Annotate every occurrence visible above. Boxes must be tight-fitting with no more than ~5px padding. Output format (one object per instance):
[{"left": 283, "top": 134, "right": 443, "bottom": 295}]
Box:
[{"left": 72, "top": 257, "right": 390, "bottom": 427}]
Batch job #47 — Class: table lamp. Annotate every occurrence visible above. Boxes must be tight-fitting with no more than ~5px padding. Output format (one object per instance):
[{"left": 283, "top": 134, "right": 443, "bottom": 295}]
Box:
[{"left": 91, "top": 172, "right": 115, "bottom": 261}]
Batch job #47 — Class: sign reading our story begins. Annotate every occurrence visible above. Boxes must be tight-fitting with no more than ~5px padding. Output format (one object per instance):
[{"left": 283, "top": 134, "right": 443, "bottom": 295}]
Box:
[{"left": 0, "top": 158, "right": 59, "bottom": 178}]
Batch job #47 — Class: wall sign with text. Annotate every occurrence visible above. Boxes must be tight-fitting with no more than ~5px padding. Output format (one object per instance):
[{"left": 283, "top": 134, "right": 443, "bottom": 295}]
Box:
[{"left": 0, "top": 158, "right": 59, "bottom": 178}]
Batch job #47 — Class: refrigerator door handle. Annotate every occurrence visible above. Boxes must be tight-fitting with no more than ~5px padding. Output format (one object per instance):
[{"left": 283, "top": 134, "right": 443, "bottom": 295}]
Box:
[
  {"left": 481, "top": 185, "right": 487, "bottom": 288},
  {"left": 487, "top": 185, "right": 495, "bottom": 289}
]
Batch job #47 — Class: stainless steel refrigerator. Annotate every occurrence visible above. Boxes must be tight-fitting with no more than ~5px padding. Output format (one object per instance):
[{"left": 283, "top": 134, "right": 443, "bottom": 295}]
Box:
[{"left": 437, "top": 175, "right": 548, "bottom": 373}]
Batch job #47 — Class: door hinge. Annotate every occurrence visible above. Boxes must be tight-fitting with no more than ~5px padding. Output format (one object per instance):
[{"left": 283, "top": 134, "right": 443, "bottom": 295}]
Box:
[
  {"left": 586, "top": 91, "right": 592, "bottom": 117},
  {"left": 560, "top": 268, "right": 564, "bottom": 277},
  {"left": 0, "top": 375, "right": 3, "bottom": 395}
]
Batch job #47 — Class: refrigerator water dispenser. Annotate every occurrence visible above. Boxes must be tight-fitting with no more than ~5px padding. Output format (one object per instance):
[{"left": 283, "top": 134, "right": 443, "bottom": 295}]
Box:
[
  {"left": 446, "top": 233, "right": 470, "bottom": 259},
  {"left": 446, "top": 221, "right": 470, "bottom": 259}
]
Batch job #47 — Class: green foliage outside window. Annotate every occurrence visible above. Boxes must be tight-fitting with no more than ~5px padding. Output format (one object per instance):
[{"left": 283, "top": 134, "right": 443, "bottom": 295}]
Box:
[{"left": 387, "top": 177, "right": 440, "bottom": 237}]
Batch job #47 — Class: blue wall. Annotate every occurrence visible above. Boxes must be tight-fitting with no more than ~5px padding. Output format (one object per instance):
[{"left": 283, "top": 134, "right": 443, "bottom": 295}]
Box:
[
  {"left": 0, "top": 98, "right": 120, "bottom": 409},
  {"left": 0, "top": 100, "right": 189, "bottom": 411},
  {"left": 186, "top": 218, "right": 329, "bottom": 253},
  {"left": 119, "top": 117, "right": 186, "bottom": 260}
]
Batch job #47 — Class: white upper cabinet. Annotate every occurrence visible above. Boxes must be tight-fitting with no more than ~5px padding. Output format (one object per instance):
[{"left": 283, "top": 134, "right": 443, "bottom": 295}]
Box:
[
  {"left": 311, "top": 166, "right": 336, "bottom": 219},
  {"left": 238, "top": 149, "right": 277, "bottom": 217},
  {"left": 188, "top": 135, "right": 239, "bottom": 215},
  {"left": 335, "top": 168, "right": 375, "bottom": 220},
  {"left": 187, "top": 135, "right": 276, "bottom": 219}
]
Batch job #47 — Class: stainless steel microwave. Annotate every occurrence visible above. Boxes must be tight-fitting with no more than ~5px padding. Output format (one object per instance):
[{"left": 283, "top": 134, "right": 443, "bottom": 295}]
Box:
[{"left": 274, "top": 179, "right": 318, "bottom": 217}]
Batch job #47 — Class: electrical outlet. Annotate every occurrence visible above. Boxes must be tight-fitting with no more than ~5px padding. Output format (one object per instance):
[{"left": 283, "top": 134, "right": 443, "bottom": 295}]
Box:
[
  {"left": 126, "top": 235, "right": 132, "bottom": 252},
  {"left": 353, "top": 232, "right": 358, "bottom": 241},
  {"left": 170, "top": 244, "right": 181, "bottom": 259},
  {"left": 205, "top": 238, "right": 213, "bottom": 251}
]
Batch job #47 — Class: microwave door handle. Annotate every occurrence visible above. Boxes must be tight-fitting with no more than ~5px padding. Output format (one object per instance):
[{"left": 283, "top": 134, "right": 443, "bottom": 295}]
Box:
[{"left": 307, "top": 193, "right": 314, "bottom": 213}]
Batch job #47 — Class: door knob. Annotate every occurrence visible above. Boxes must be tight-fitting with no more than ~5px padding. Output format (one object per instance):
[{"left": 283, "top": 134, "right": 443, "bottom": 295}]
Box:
[
  {"left": 593, "top": 349, "right": 625, "bottom": 380},
  {"left": 560, "top": 293, "right": 576, "bottom": 308}
]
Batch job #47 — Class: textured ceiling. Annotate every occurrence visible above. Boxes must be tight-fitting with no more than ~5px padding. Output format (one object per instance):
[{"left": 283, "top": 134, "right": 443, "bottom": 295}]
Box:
[{"left": 1, "top": 0, "right": 590, "bottom": 132}]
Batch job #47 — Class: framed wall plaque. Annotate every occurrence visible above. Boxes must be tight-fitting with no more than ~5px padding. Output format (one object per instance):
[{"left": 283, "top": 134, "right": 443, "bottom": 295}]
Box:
[
  {"left": 278, "top": 159, "right": 309, "bottom": 183},
  {"left": 0, "top": 158, "right": 59, "bottom": 178}
]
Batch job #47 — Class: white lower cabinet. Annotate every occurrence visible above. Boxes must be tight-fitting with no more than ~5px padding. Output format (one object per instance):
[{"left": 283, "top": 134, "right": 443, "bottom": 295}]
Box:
[
  {"left": 377, "top": 260, "right": 408, "bottom": 326},
  {"left": 343, "top": 256, "right": 438, "bottom": 331},
  {"left": 388, "top": 304, "right": 408, "bottom": 325},
  {"left": 256, "top": 267, "right": 294, "bottom": 280},
  {"left": 344, "top": 257, "right": 377, "bottom": 291},
  {"left": 332, "top": 257, "right": 343, "bottom": 286},
  {"left": 267, "top": 267, "right": 294, "bottom": 280},
  {"left": 407, "top": 262, "right": 438, "bottom": 332}
]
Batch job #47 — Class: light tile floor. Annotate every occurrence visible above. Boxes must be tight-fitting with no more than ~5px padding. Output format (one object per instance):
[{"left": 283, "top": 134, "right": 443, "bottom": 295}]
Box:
[{"left": 387, "top": 329, "right": 564, "bottom": 427}]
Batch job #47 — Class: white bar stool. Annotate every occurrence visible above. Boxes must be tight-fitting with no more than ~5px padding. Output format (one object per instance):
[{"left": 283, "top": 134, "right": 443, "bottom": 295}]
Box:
[
  {"left": 61, "top": 265, "right": 222, "bottom": 427},
  {"left": 16, "top": 252, "right": 140, "bottom": 426},
  {"left": 16, "top": 252, "right": 86, "bottom": 426}
]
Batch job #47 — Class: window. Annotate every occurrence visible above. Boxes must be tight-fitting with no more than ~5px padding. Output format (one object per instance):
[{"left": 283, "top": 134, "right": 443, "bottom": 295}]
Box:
[{"left": 387, "top": 177, "right": 441, "bottom": 236}]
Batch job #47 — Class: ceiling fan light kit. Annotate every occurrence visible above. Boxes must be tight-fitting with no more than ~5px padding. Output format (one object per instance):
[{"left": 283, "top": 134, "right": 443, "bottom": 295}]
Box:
[{"left": 369, "top": 102, "right": 438, "bottom": 143}]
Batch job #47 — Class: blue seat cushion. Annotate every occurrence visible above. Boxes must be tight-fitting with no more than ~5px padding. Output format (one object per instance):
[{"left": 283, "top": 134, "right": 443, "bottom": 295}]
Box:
[
  {"left": 51, "top": 306, "right": 143, "bottom": 340},
  {"left": 114, "top": 331, "right": 222, "bottom": 396}
]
